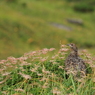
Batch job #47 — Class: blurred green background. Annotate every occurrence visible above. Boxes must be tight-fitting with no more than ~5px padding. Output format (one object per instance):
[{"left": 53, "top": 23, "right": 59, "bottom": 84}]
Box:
[{"left": 0, "top": 0, "right": 95, "bottom": 60}]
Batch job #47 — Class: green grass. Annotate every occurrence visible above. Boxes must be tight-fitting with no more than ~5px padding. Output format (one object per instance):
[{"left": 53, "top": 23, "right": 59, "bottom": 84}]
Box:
[
  {"left": 0, "top": 0, "right": 95, "bottom": 59},
  {"left": 0, "top": 45, "right": 95, "bottom": 95},
  {"left": 0, "top": 1, "right": 95, "bottom": 94}
]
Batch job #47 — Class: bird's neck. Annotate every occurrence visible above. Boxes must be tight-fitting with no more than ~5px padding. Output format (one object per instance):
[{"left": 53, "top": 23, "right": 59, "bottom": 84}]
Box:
[{"left": 70, "top": 50, "right": 78, "bottom": 57}]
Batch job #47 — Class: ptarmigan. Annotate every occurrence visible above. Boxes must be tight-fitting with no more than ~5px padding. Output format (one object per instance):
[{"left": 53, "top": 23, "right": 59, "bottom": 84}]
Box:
[{"left": 65, "top": 43, "right": 87, "bottom": 78}]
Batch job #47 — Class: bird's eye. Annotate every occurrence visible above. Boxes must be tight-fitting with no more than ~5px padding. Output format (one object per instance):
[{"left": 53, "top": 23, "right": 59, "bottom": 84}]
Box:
[{"left": 70, "top": 44, "right": 73, "bottom": 47}]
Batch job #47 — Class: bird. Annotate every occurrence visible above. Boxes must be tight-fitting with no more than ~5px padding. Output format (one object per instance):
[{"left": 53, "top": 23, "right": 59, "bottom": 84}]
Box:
[{"left": 65, "top": 43, "right": 87, "bottom": 79}]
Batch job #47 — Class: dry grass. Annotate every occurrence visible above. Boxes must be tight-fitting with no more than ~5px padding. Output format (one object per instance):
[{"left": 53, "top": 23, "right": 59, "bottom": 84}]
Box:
[{"left": 0, "top": 44, "right": 95, "bottom": 95}]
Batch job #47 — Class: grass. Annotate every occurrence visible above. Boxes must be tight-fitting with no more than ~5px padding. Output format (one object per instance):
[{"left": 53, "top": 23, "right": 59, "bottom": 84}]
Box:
[
  {"left": 0, "top": 45, "right": 95, "bottom": 95},
  {"left": 0, "top": 1, "right": 95, "bottom": 95},
  {"left": 0, "top": 0, "right": 95, "bottom": 59},
  {"left": 0, "top": 0, "right": 95, "bottom": 95}
]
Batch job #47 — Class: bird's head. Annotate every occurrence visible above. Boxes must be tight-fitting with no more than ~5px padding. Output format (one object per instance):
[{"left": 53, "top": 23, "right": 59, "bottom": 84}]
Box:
[{"left": 67, "top": 43, "right": 78, "bottom": 52}]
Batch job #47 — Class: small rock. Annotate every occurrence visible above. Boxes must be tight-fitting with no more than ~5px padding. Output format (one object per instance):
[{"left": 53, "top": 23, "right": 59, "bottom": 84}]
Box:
[
  {"left": 67, "top": 18, "right": 83, "bottom": 25},
  {"left": 50, "top": 22, "right": 72, "bottom": 31}
]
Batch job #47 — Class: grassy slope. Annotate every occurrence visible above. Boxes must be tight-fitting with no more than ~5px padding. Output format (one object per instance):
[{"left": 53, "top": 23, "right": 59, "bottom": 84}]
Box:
[{"left": 0, "top": 0, "right": 95, "bottom": 59}]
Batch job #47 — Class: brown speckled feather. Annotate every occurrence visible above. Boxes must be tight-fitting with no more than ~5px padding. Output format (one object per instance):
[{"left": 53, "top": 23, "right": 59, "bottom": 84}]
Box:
[{"left": 65, "top": 43, "right": 86, "bottom": 78}]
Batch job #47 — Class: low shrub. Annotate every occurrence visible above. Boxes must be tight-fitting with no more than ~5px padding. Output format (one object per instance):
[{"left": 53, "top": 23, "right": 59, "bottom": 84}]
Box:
[{"left": 74, "top": 3, "right": 94, "bottom": 12}]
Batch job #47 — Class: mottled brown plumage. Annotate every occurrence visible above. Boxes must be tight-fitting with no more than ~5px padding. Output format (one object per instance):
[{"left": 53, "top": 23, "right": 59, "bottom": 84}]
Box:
[{"left": 65, "top": 43, "right": 87, "bottom": 78}]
